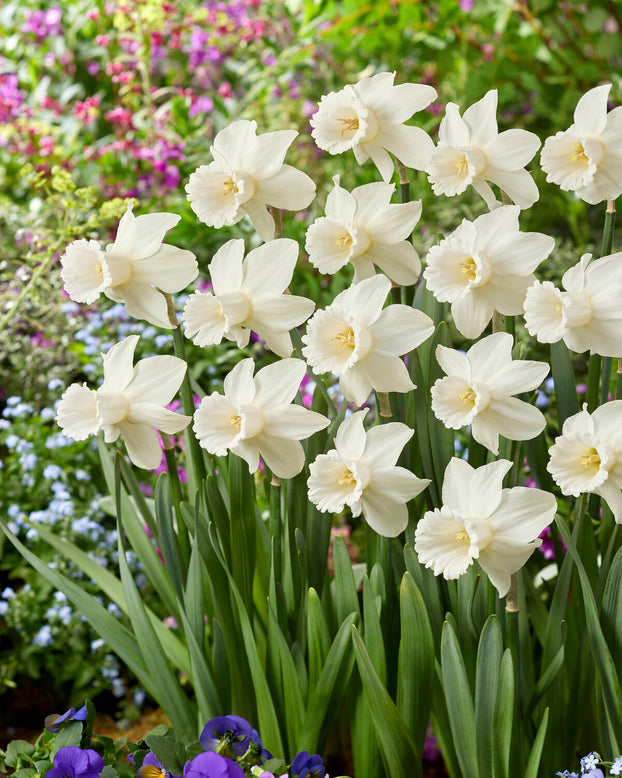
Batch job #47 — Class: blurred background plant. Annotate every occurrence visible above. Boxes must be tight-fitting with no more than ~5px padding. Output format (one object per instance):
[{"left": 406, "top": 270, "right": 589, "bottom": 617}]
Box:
[{"left": 2, "top": 0, "right": 622, "bottom": 761}]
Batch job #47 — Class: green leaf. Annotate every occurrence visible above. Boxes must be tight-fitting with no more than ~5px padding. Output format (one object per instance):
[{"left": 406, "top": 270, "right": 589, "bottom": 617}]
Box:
[
  {"left": 154, "top": 473, "right": 186, "bottom": 602},
  {"left": 5, "top": 741, "right": 34, "bottom": 767},
  {"left": 53, "top": 721, "right": 82, "bottom": 750},
  {"left": 229, "top": 455, "right": 257, "bottom": 614},
  {"left": 474, "top": 615, "right": 502, "bottom": 778},
  {"left": 601, "top": 546, "right": 622, "bottom": 669},
  {"left": 352, "top": 627, "right": 419, "bottom": 778},
  {"left": 440, "top": 620, "right": 479, "bottom": 778},
  {"left": 307, "top": 587, "right": 331, "bottom": 693},
  {"left": 523, "top": 708, "right": 549, "bottom": 778},
  {"left": 492, "top": 650, "right": 514, "bottom": 778},
  {"left": 549, "top": 342, "right": 579, "bottom": 427},
  {"left": 332, "top": 536, "right": 361, "bottom": 624},
  {"left": 300, "top": 612, "right": 358, "bottom": 754},
  {"left": 143, "top": 733, "right": 186, "bottom": 776},
  {"left": 397, "top": 572, "right": 433, "bottom": 769}
]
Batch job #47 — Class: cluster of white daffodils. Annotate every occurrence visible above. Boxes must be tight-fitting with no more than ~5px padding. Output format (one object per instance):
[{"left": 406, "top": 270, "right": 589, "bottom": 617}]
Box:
[{"left": 55, "top": 72, "right": 622, "bottom": 596}]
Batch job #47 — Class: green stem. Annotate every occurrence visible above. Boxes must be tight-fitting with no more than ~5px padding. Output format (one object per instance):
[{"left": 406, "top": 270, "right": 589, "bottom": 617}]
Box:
[
  {"left": 0, "top": 252, "right": 56, "bottom": 331},
  {"left": 269, "top": 476, "right": 282, "bottom": 584},
  {"left": 162, "top": 434, "right": 191, "bottom": 566}
]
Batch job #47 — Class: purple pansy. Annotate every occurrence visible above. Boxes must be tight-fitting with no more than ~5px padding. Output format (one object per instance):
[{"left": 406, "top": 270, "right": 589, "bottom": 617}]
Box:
[
  {"left": 290, "top": 751, "right": 325, "bottom": 778},
  {"left": 183, "top": 751, "right": 245, "bottom": 778},
  {"left": 45, "top": 705, "right": 88, "bottom": 733},
  {"left": 45, "top": 746, "right": 104, "bottom": 778},
  {"left": 199, "top": 715, "right": 268, "bottom": 758}
]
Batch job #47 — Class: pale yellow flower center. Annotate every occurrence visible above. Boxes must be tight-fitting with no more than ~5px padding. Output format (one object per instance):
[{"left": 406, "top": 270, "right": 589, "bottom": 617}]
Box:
[
  {"left": 332, "top": 326, "right": 356, "bottom": 351},
  {"left": 230, "top": 414, "right": 241, "bottom": 427},
  {"left": 459, "top": 388, "right": 477, "bottom": 407},
  {"left": 338, "top": 117, "right": 360, "bottom": 136},
  {"left": 455, "top": 528, "right": 470, "bottom": 543},
  {"left": 336, "top": 234, "right": 353, "bottom": 249},
  {"left": 338, "top": 468, "right": 356, "bottom": 485},
  {"left": 223, "top": 178, "right": 238, "bottom": 197},
  {"left": 581, "top": 449, "right": 601, "bottom": 468},
  {"left": 571, "top": 142, "right": 588, "bottom": 162},
  {"left": 95, "top": 264, "right": 103, "bottom": 279},
  {"left": 455, "top": 154, "right": 469, "bottom": 176},
  {"left": 459, "top": 256, "right": 477, "bottom": 281}
]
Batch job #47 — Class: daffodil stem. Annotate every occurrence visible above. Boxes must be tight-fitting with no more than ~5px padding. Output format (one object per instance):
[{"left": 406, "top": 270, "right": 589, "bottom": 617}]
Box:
[
  {"left": 171, "top": 322, "right": 208, "bottom": 495},
  {"left": 269, "top": 475, "right": 282, "bottom": 584},
  {"left": 162, "top": 433, "right": 191, "bottom": 567},
  {"left": 395, "top": 157, "right": 410, "bottom": 204},
  {"left": 617, "top": 358, "right": 622, "bottom": 401},
  {"left": 269, "top": 206, "right": 283, "bottom": 239},
  {"left": 492, "top": 311, "right": 503, "bottom": 333},
  {"left": 505, "top": 572, "right": 519, "bottom": 613},
  {"left": 377, "top": 392, "right": 393, "bottom": 419},
  {"left": 591, "top": 201, "right": 617, "bottom": 413}
]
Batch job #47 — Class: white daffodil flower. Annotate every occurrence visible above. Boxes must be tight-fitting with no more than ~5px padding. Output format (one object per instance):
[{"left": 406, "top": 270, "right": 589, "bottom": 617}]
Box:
[
  {"left": 307, "top": 410, "right": 429, "bottom": 537},
  {"left": 548, "top": 402, "right": 622, "bottom": 521},
  {"left": 415, "top": 458, "right": 557, "bottom": 596},
  {"left": 540, "top": 84, "right": 622, "bottom": 204},
  {"left": 423, "top": 205, "right": 555, "bottom": 339},
  {"left": 523, "top": 252, "right": 622, "bottom": 357},
  {"left": 193, "top": 358, "right": 329, "bottom": 479},
  {"left": 183, "top": 238, "right": 314, "bottom": 357},
  {"left": 60, "top": 204, "right": 198, "bottom": 329},
  {"left": 302, "top": 274, "right": 434, "bottom": 407},
  {"left": 310, "top": 71, "right": 437, "bottom": 183},
  {"left": 430, "top": 333, "right": 549, "bottom": 455},
  {"left": 185, "top": 120, "right": 316, "bottom": 242},
  {"left": 305, "top": 175, "right": 423, "bottom": 285},
  {"left": 56, "top": 335, "right": 191, "bottom": 469},
  {"left": 426, "top": 90, "right": 541, "bottom": 210}
]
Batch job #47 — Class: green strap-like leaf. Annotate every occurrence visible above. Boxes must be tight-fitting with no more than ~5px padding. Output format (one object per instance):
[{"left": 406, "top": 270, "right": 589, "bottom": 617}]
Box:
[
  {"left": 492, "top": 650, "right": 514, "bottom": 778},
  {"left": 474, "top": 615, "right": 502, "bottom": 778},
  {"left": 523, "top": 708, "right": 549, "bottom": 778}
]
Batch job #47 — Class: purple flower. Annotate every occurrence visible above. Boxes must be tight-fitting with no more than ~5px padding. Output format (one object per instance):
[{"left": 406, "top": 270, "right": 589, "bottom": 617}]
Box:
[
  {"left": 200, "top": 715, "right": 267, "bottom": 758},
  {"left": 183, "top": 752, "right": 245, "bottom": 778},
  {"left": 138, "top": 752, "right": 180, "bottom": 778},
  {"left": 290, "top": 751, "right": 325, "bottom": 778},
  {"left": 45, "top": 705, "right": 88, "bottom": 733},
  {"left": 46, "top": 746, "right": 104, "bottom": 778}
]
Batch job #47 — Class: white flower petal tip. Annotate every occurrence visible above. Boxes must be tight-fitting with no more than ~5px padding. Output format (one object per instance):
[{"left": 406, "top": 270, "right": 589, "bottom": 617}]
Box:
[
  {"left": 193, "top": 358, "right": 329, "bottom": 480},
  {"left": 547, "top": 402, "right": 622, "bottom": 521},
  {"left": 415, "top": 457, "right": 557, "bottom": 596},
  {"left": 424, "top": 206, "right": 554, "bottom": 339},
  {"left": 307, "top": 413, "right": 428, "bottom": 537},
  {"left": 183, "top": 239, "right": 314, "bottom": 357},
  {"left": 431, "top": 333, "right": 547, "bottom": 454},
  {"left": 186, "top": 120, "right": 316, "bottom": 240},
  {"left": 524, "top": 251, "right": 622, "bottom": 357},
  {"left": 55, "top": 337, "right": 190, "bottom": 469},
  {"left": 541, "top": 84, "right": 622, "bottom": 204},
  {"left": 426, "top": 90, "right": 540, "bottom": 209},
  {"left": 302, "top": 275, "right": 433, "bottom": 406},
  {"left": 310, "top": 72, "right": 437, "bottom": 181},
  {"left": 305, "top": 179, "right": 422, "bottom": 285}
]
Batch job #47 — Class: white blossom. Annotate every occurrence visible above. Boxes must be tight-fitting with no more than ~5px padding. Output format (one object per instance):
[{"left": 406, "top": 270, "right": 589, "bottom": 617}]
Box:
[
  {"left": 305, "top": 176, "right": 423, "bottom": 285},
  {"left": 310, "top": 72, "right": 437, "bottom": 183},
  {"left": 56, "top": 335, "right": 191, "bottom": 469},
  {"left": 185, "top": 120, "right": 316, "bottom": 242},
  {"left": 547, "top": 402, "right": 622, "bottom": 521},
  {"left": 60, "top": 204, "right": 198, "bottom": 329},
  {"left": 523, "top": 251, "right": 622, "bottom": 357},
  {"left": 423, "top": 206, "right": 554, "bottom": 339},
  {"left": 307, "top": 410, "right": 429, "bottom": 537},
  {"left": 540, "top": 84, "right": 622, "bottom": 204},
  {"left": 426, "top": 90, "right": 541, "bottom": 210},
  {"left": 183, "top": 238, "right": 314, "bottom": 357},
  {"left": 193, "top": 358, "right": 329, "bottom": 479},
  {"left": 302, "top": 274, "right": 434, "bottom": 406},
  {"left": 431, "top": 332, "right": 549, "bottom": 455},
  {"left": 415, "top": 458, "right": 557, "bottom": 596}
]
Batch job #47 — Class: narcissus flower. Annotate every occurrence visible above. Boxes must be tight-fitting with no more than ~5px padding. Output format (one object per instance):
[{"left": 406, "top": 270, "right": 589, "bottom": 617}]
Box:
[
  {"left": 193, "top": 358, "right": 329, "bottom": 478},
  {"left": 56, "top": 335, "right": 191, "bottom": 469},
  {"left": 310, "top": 71, "right": 437, "bottom": 182},
  {"left": 183, "top": 238, "right": 314, "bottom": 357},
  {"left": 423, "top": 205, "right": 555, "bottom": 338},
  {"left": 547, "top": 402, "right": 622, "bottom": 522},
  {"left": 523, "top": 252, "right": 622, "bottom": 357},
  {"left": 302, "top": 274, "right": 434, "bottom": 406},
  {"left": 186, "top": 120, "right": 316, "bottom": 242},
  {"left": 540, "top": 84, "right": 622, "bottom": 204},
  {"left": 426, "top": 90, "right": 541, "bottom": 209},
  {"left": 414, "top": 458, "right": 557, "bottom": 596},
  {"left": 307, "top": 410, "right": 430, "bottom": 537},
  {"left": 60, "top": 203, "right": 198, "bottom": 329},
  {"left": 431, "top": 332, "right": 549, "bottom": 454},
  {"left": 305, "top": 175, "right": 423, "bottom": 284}
]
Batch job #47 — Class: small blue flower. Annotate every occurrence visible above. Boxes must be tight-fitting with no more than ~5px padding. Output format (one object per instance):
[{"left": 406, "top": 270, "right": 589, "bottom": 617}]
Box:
[
  {"left": 580, "top": 752, "right": 601, "bottom": 772},
  {"left": 43, "top": 464, "right": 64, "bottom": 480},
  {"left": 33, "top": 625, "right": 53, "bottom": 647},
  {"left": 2, "top": 587, "right": 16, "bottom": 600},
  {"left": 611, "top": 756, "right": 622, "bottom": 775},
  {"left": 48, "top": 378, "right": 64, "bottom": 391},
  {"left": 0, "top": 602, "right": 9, "bottom": 616}
]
